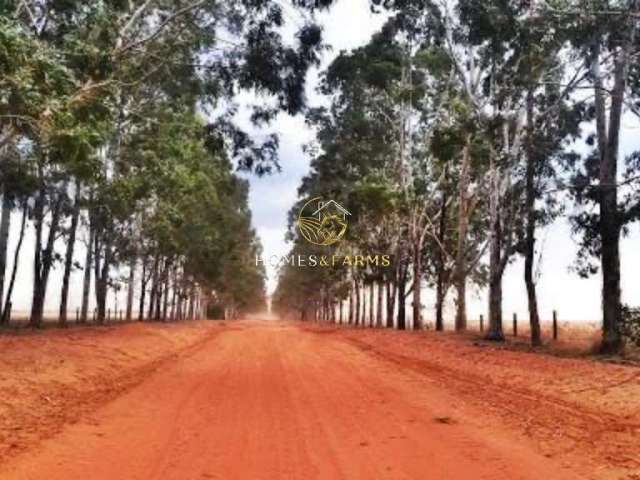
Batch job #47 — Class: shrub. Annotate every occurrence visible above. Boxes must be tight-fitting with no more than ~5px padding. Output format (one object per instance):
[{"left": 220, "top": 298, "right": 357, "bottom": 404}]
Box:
[{"left": 621, "top": 305, "right": 640, "bottom": 347}]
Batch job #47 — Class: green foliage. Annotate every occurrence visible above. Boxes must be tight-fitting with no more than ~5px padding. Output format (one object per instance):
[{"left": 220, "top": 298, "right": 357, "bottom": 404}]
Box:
[{"left": 0, "top": 0, "right": 336, "bottom": 320}]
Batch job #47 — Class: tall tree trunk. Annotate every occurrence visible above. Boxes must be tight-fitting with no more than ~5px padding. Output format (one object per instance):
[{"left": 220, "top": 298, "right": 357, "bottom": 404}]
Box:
[
  {"left": 148, "top": 254, "right": 159, "bottom": 320},
  {"left": 592, "top": 39, "right": 629, "bottom": 354},
  {"left": 361, "top": 283, "right": 367, "bottom": 326},
  {"left": 162, "top": 271, "right": 169, "bottom": 321},
  {"left": 435, "top": 178, "right": 449, "bottom": 332},
  {"left": 188, "top": 287, "right": 195, "bottom": 320},
  {"left": 348, "top": 284, "right": 354, "bottom": 324},
  {"left": 524, "top": 90, "right": 542, "bottom": 346},
  {"left": 359, "top": 286, "right": 364, "bottom": 325},
  {"left": 161, "top": 258, "right": 171, "bottom": 321},
  {"left": 170, "top": 264, "right": 178, "bottom": 321},
  {"left": 324, "top": 292, "right": 328, "bottom": 322},
  {"left": 94, "top": 235, "right": 110, "bottom": 324},
  {"left": 126, "top": 256, "right": 135, "bottom": 321},
  {"left": 369, "top": 283, "right": 374, "bottom": 327},
  {"left": 29, "top": 185, "right": 45, "bottom": 327},
  {"left": 93, "top": 233, "right": 102, "bottom": 322},
  {"left": 412, "top": 243, "right": 422, "bottom": 330},
  {"left": 376, "top": 281, "right": 383, "bottom": 327},
  {"left": 436, "top": 172, "right": 450, "bottom": 332},
  {"left": 455, "top": 136, "right": 472, "bottom": 331},
  {"left": 354, "top": 279, "right": 361, "bottom": 326},
  {"left": 31, "top": 184, "right": 65, "bottom": 327},
  {"left": 155, "top": 258, "right": 165, "bottom": 320},
  {"left": 454, "top": 274, "right": 467, "bottom": 332},
  {"left": 92, "top": 222, "right": 111, "bottom": 325},
  {"left": 326, "top": 295, "right": 331, "bottom": 322},
  {"left": 0, "top": 193, "right": 12, "bottom": 310},
  {"left": 177, "top": 290, "right": 184, "bottom": 321},
  {"left": 80, "top": 211, "right": 94, "bottom": 323},
  {"left": 486, "top": 155, "right": 504, "bottom": 341},
  {"left": 2, "top": 200, "right": 27, "bottom": 325},
  {"left": 138, "top": 258, "right": 148, "bottom": 321},
  {"left": 397, "top": 270, "right": 406, "bottom": 330},
  {"left": 59, "top": 180, "right": 81, "bottom": 326},
  {"left": 386, "top": 280, "right": 395, "bottom": 328},
  {"left": 435, "top": 280, "right": 445, "bottom": 332}
]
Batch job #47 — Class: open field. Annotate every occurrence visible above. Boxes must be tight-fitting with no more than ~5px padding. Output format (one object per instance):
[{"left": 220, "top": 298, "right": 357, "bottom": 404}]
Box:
[{"left": 0, "top": 319, "right": 638, "bottom": 480}]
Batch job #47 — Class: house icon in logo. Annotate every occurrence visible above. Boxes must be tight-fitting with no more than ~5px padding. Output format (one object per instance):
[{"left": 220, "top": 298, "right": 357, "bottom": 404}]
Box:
[
  {"left": 297, "top": 197, "right": 351, "bottom": 246},
  {"left": 312, "top": 200, "right": 352, "bottom": 222}
]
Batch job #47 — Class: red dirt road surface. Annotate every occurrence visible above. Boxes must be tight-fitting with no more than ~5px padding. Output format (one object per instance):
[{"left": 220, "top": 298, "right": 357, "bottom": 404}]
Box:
[{"left": 0, "top": 320, "right": 638, "bottom": 479}]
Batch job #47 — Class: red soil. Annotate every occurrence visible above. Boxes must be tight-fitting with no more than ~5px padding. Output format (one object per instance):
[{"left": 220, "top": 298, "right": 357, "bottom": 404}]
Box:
[
  {"left": 0, "top": 321, "right": 223, "bottom": 462},
  {"left": 0, "top": 320, "right": 638, "bottom": 479}
]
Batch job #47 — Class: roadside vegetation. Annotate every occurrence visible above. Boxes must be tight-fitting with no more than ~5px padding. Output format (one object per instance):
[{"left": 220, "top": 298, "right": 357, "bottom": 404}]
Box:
[
  {"left": 274, "top": 0, "right": 640, "bottom": 354},
  {"left": 0, "top": 1, "right": 334, "bottom": 325}
]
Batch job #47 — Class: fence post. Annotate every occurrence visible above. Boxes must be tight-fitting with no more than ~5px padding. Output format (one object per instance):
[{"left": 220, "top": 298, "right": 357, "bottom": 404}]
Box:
[
  {"left": 513, "top": 313, "right": 518, "bottom": 337},
  {"left": 553, "top": 310, "right": 558, "bottom": 340},
  {"left": 107, "top": 308, "right": 111, "bottom": 322},
  {"left": 480, "top": 314, "right": 484, "bottom": 332},
  {"left": 75, "top": 308, "right": 79, "bottom": 323},
  {"left": 6, "top": 301, "right": 11, "bottom": 325}
]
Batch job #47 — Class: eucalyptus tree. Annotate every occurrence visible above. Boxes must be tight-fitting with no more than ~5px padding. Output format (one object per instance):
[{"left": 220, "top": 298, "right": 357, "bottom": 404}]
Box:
[
  {"left": 372, "top": 1, "right": 565, "bottom": 341},
  {"left": 0, "top": 145, "right": 35, "bottom": 324},
  {"left": 454, "top": 0, "right": 587, "bottom": 346},
  {"left": 313, "top": 23, "right": 433, "bottom": 330},
  {"left": 295, "top": 31, "right": 402, "bottom": 324},
  {"left": 343, "top": 11, "right": 494, "bottom": 332},
  {"left": 0, "top": 10, "right": 96, "bottom": 325},
  {"left": 551, "top": 0, "right": 640, "bottom": 353},
  {"left": 347, "top": 174, "right": 399, "bottom": 326},
  {"left": 2, "top": 0, "right": 335, "bottom": 325},
  {"left": 291, "top": 13, "right": 486, "bottom": 331}
]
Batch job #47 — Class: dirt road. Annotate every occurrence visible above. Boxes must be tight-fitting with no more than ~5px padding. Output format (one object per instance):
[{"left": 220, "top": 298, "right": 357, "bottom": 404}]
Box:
[{"left": 0, "top": 321, "right": 635, "bottom": 479}]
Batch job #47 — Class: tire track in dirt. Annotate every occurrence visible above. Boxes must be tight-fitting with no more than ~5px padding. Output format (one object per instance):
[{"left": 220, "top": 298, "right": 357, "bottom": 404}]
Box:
[
  {"left": 330, "top": 330, "right": 640, "bottom": 477},
  {"left": 0, "top": 321, "right": 592, "bottom": 480}
]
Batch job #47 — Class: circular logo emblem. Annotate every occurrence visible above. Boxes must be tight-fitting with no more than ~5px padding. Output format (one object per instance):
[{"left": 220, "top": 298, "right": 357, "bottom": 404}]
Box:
[{"left": 297, "top": 197, "right": 351, "bottom": 246}]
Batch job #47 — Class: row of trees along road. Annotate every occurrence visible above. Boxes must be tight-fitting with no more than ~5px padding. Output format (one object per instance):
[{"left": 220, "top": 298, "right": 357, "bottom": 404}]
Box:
[
  {"left": 0, "top": 1, "right": 335, "bottom": 326},
  {"left": 273, "top": 0, "right": 640, "bottom": 354}
]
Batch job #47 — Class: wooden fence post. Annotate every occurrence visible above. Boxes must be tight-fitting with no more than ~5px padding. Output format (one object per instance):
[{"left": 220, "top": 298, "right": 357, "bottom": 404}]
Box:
[
  {"left": 553, "top": 310, "right": 558, "bottom": 340},
  {"left": 75, "top": 308, "right": 79, "bottom": 323},
  {"left": 480, "top": 314, "right": 484, "bottom": 332},
  {"left": 513, "top": 313, "right": 518, "bottom": 337}
]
